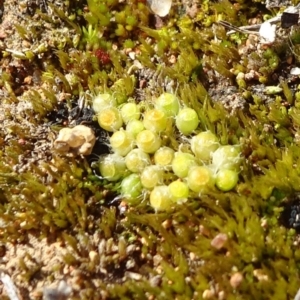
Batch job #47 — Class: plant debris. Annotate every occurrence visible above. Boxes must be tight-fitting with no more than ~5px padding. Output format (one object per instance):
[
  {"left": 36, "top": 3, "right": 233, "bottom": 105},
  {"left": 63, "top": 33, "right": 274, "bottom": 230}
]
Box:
[{"left": 0, "top": 270, "right": 20, "bottom": 300}]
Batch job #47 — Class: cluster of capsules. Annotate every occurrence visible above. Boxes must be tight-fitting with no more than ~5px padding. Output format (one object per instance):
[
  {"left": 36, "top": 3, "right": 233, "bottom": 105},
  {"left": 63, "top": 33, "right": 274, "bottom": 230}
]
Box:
[{"left": 93, "top": 92, "right": 242, "bottom": 211}]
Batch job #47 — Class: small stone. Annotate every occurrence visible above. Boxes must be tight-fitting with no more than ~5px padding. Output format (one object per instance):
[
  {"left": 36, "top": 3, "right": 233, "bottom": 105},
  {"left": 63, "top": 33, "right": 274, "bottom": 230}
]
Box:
[
  {"left": 22, "top": 40, "right": 31, "bottom": 48},
  {"left": 53, "top": 125, "right": 96, "bottom": 156},
  {"left": 43, "top": 280, "right": 72, "bottom": 300},
  {"left": 128, "top": 51, "right": 135, "bottom": 60},
  {"left": 253, "top": 269, "right": 269, "bottom": 281},
  {"left": 153, "top": 254, "right": 163, "bottom": 266},
  {"left": 147, "top": 0, "right": 172, "bottom": 17},
  {"left": 125, "top": 271, "right": 142, "bottom": 280},
  {"left": 248, "top": 70, "right": 260, "bottom": 81},
  {"left": 236, "top": 72, "right": 245, "bottom": 80},
  {"left": 23, "top": 76, "right": 33, "bottom": 85},
  {"left": 18, "top": 138, "right": 26, "bottom": 145},
  {"left": 89, "top": 251, "right": 99, "bottom": 263},
  {"left": 186, "top": 3, "right": 198, "bottom": 18},
  {"left": 189, "top": 252, "right": 196, "bottom": 261},
  {"left": 162, "top": 219, "right": 172, "bottom": 229},
  {"left": 218, "top": 291, "right": 225, "bottom": 300},
  {"left": 126, "top": 244, "right": 136, "bottom": 255},
  {"left": 126, "top": 258, "right": 136, "bottom": 269},
  {"left": 98, "top": 239, "right": 106, "bottom": 256},
  {"left": 259, "top": 21, "right": 276, "bottom": 44},
  {"left": 168, "top": 54, "right": 176, "bottom": 64},
  {"left": 230, "top": 272, "right": 243, "bottom": 288},
  {"left": 140, "top": 237, "right": 148, "bottom": 246},
  {"left": 291, "top": 67, "right": 300, "bottom": 76},
  {"left": 202, "top": 289, "right": 215, "bottom": 299},
  {"left": 211, "top": 233, "right": 228, "bottom": 250}
]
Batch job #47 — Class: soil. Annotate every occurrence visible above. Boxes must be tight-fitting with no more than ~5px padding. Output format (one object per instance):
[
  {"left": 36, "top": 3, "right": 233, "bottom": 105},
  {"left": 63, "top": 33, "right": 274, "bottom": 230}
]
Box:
[{"left": 0, "top": 0, "right": 300, "bottom": 299}]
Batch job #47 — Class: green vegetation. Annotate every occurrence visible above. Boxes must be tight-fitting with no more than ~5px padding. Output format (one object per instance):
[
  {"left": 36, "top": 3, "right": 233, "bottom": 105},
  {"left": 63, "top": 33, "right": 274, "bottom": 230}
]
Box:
[{"left": 1, "top": 0, "right": 300, "bottom": 298}]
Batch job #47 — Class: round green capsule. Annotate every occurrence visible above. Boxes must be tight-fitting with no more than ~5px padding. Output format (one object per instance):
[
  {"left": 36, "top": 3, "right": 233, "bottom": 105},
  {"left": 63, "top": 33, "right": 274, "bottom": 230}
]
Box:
[{"left": 215, "top": 169, "right": 239, "bottom": 191}]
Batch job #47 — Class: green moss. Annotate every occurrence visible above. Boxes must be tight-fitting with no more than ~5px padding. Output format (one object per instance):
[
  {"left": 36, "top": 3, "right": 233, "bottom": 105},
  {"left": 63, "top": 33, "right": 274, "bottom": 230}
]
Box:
[{"left": 2, "top": 0, "right": 300, "bottom": 298}]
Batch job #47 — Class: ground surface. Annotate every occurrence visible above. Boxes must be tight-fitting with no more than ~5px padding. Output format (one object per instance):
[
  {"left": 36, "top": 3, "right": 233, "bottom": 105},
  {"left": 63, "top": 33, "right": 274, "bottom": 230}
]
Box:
[{"left": 1, "top": 0, "right": 300, "bottom": 299}]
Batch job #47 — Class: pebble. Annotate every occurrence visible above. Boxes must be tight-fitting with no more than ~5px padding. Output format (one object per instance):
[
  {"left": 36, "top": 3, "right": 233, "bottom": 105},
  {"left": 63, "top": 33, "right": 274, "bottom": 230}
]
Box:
[
  {"left": 253, "top": 269, "right": 269, "bottom": 281},
  {"left": 53, "top": 125, "right": 96, "bottom": 156},
  {"left": 211, "top": 233, "right": 228, "bottom": 250},
  {"left": 89, "top": 251, "right": 99, "bottom": 263},
  {"left": 230, "top": 272, "right": 243, "bottom": 288},
  {"left": 202, "top": 289, "right": 215, "bottom": 299},
  {"left": 149, "top": 275, "right": 162, "bottom": 287},
  {"left": 125, "top": 271, "right": 142, "bottom": 280}
]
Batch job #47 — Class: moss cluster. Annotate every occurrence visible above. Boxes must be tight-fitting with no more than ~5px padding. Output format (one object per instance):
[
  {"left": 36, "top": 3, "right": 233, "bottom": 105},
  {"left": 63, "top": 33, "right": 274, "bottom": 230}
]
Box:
[{"left": 1, "top": 0, "right": 300, "bottom": 298}]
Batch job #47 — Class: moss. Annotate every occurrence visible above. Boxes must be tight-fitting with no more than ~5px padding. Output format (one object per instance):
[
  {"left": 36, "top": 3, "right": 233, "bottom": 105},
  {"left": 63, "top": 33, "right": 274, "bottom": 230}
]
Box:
[{"left": 2, "top": 0, "right": 300, "bottom": 298}]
